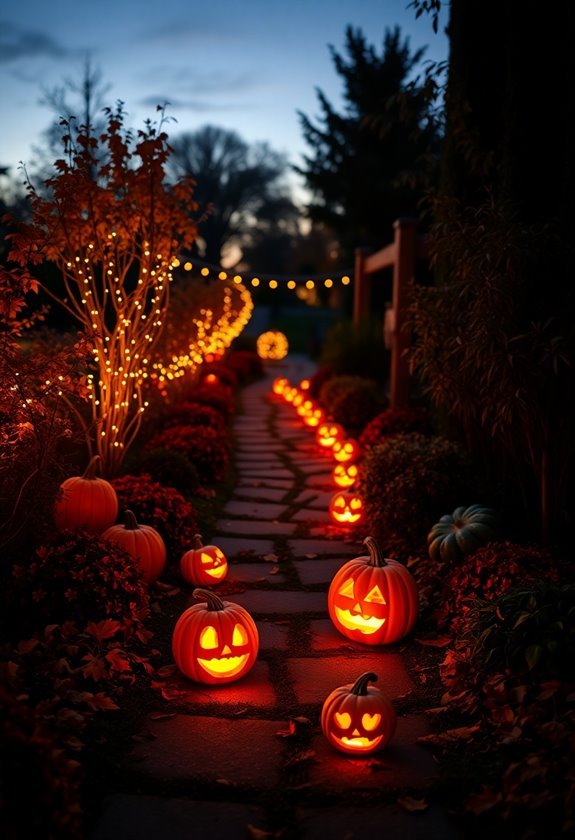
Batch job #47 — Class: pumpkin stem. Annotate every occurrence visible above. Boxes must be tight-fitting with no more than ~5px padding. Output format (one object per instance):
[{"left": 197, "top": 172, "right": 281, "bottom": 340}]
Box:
[
  {"left": 364, "top": 536, "right": 388, "bottom": 567},
  {"left": 124, "top": 510, "right": 139, "bottom": 531},
  {"left": 82, "top": 455, "right": 101, "bottom": 480},
  {"left": 193, "top": 534, "right": 204, "bottom": 550},
  {"left": 351, "top": 672, "right": 378, "bottom": 696},
  {"left": 193, "top": 588, "right": 225, "bottom": 611}
]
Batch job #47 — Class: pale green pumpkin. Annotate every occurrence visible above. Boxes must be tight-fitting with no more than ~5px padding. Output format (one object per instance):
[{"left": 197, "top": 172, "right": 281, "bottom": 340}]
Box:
[{"left": 427, "top": 504, "right": 498, "bottom": 564}]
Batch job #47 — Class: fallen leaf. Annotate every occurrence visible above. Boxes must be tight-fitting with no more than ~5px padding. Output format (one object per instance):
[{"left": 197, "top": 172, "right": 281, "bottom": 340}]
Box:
[
  {"left": 263, "top": 554, "right": 279, "bottom": 563},
  {"left": 466, "top": 786, "right": 503, "bottom": 815},
  {"left": 417, "top": 724, "right": 480, "bottom": 746},
  {"left": 285, "top": 748, "right": 316, "bottom": 767},
  {"left": 233, "top": 707, "right": 248, "bottom": 716},
  {"left": 397, "top": 796, "right": 429, "bottom": 813},
  {"left": 155, "top": 664, "right": 177, "bottom": 679},
  {"left": 305, "top": 553, "right": 318, "bottom": 559},
  {"left": 415, "top": 636, "right": 451, "bottom": 648},
  {"left": 269, "top": 566, "right": 280, "bottom": 575},
  {"left": 148, "top": 712, "right": 177, "bottom": 721},
  {"left": 246, "top": 825, "right": 283, "bottom": 840}
]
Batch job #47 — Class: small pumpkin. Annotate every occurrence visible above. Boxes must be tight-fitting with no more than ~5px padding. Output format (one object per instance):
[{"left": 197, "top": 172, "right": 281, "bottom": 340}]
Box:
[
  {"left": 333, "top": 463, "right": 359, "bottom": 489},
  {"left": 316, "top": 422, "right": 345, "bottom": 449},
  {"left": 297, "top": 398, "right": 314, "bottom": 417},
  {"left": 427, "top": 504, "right": 499, "bottom": 564},
  {"left": 321, "top": 671, "right": 396, "bottom": 755},
  {"left": 54, "top": 455, "right": 118, "bottom": 534},
  {"left": 102, "top": 509, "right": 166, "bottom": 583},
  {"left": 272, "top": 376, "right": 289, "bottom": 395},
  {"left": 180, "top": 534, "right": 228, "bottom": 586},
  {"left": 172, "top": 589, "right": 259, "bottom": 684},
  {"left": 284, "top": 387, "right": 298, "bottom": 403},
  {"left": 328, "top": 536, "right": 418, "bottom": 644},
  {"left": 303, "top": 406, "right": 325, "bottom": 428},
  {"left": 332, "top": 438, "right": 361, "bottom": 464},
  {"left": 329, "top": 491, "right": 364, "bottom": 525}
]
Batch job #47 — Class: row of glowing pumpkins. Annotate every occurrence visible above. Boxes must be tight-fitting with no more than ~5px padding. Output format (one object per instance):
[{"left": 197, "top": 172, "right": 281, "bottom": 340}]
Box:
[{"left": 272, "top": 376, "right": 365, "bottom": 525}]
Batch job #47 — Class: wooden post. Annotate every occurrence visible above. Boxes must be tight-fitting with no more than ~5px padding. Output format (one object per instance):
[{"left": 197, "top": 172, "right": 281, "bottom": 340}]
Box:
[
  {"left": 353, "top": 247, "right": 371, "bottom": 326},
  {"left": 389, "top": 218, "right": 418, "bottom": 408}
]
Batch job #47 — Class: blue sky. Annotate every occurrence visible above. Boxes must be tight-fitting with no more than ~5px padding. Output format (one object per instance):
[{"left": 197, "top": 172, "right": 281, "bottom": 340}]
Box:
[{"left": 0, "top": 0, "right": 448, "bottom": 194}]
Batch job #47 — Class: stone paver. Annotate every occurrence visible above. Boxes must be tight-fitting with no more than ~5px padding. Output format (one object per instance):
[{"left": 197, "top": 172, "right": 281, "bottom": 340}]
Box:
[
  {"left": 163, "top": 661, "right": 278, "bottom": 710},
  {"left": 131, "top": 716, "right": 285, "bottom": 788},
  {"left": 229, "top": 590, "right": 327, "bottom": 615},
  {"left": 215, "top": 519, "right": 296, "bottom": 536},
  {"left": 307, "top": 619, "right": 375, "bottom": 652},
  {"left": 298, "top": 806, "right": 459, "bottom": 840},
  {"left": 288, "top": 655, "right": 413, "bottom": 704},
  {"left": 208, "top": 536, "right": 276, "bottom": 558},
  {"left": 294, "top": 558, "right": 347, "bottom": 585},
  {"left": 257, "top": 620, "right": 291, "bottom": 650},
  {"left": 93, "top": 796, "right": 267, "bottom": 840},
  {"left": 233, "top": 486, "right": 289, "bottom": 502},
  {"left": 288, "top": 538, "right": 360, "bottom": 557},
  {"left": 293, "top": 490, "right": 335, "bottom": 510},
  {"left": 228, "top": 561, "right": 287, "bottom": 584},
  {"left": 238, "top": 477, "right": 294, "bottom": 489},
  {"left": 222, "top": 499, "right": 288, "bottom": 520},
  {"left": 237, "top": 467, "right": 296, "bottom": 479},
  {"left": 292, "top": 507, "right": 331, "bottom": 523}
]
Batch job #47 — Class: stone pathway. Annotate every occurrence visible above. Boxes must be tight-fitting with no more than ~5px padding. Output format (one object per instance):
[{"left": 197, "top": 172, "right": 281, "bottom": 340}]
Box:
[{"left": 93, "top": 356, "right": 461, "bottom": 840}]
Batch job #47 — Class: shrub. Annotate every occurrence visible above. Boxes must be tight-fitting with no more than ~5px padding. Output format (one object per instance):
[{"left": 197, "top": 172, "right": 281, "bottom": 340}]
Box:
[
  {"left": 436, "top": 541, "right": 559, "bottom": 633},
  {"left": 319, "top": 375, "right": 372, "bottom": 413},
  {"left": 145, "top": 425, "right": 230, "bottom": 484},
  {"left": 112, "top": 474, "right": 198, "bottom": 560},
  {"left": 161, "top": 401, "right": 227, "bottom": 434},
  {"left": 309, "top": 366, "right": 333, "bottom": 399},
  {"left": 225, "top": 350, "right": 264, "bottom": 382},
  {"left": 330, "top": 379, "right": 386, "bottom": 433},
  {"left": 319, "top": 319, "right": 389, "bottom": 380},
  {"left": 359, "top": 407, "right": 430, "bottom": 450},
  {"left": 132, "top": 448, "right": 200, "bottom": 496},
  {"left": 12, "top": 530, "right": 149, "bottom": 638},
  {"left": 359, "top": 432, "right": 476, "bottom": 553},
  {"left": 186, "top": 383, "right": 235, "bottom": 420}
]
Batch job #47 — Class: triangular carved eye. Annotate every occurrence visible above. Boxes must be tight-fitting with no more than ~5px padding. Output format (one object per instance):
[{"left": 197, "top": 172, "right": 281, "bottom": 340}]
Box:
[
  {"left": 338, "top": 578, "right": 355, "bottom": 597},
  {"left": 365, "top": 585, "right": 386, "bottom": 604},
  {"left": 232, "top": 624, "right": 248, "bottom": 645},
  {"left": 201, "top": 552, "right": 214, "bottom": 565},
  {"left": 351, "top": 498, "right": 362, "bottom": 509},
  {"left": 200, "top": 626, "right": 219, "bottom": 649},
  {"left": 335, "top": 712, "right": 351, "bottom": 729},
  {"left": 362, "top": 713, "right": 381, "bottom": 731}
]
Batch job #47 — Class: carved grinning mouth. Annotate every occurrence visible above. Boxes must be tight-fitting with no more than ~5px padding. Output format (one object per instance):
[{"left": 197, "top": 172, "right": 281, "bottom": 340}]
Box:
[
  {"left": 334, "top": 606, "right": 385, "bottom": 633},
  {"left": 197, "top": 654, "right": 249, "bottom": 677},
  {"left": 335, "top": 734, "right": 384, "bottom": 751},
  {"left": 205, "top": 564, "right": 226, "bottom": 579}
]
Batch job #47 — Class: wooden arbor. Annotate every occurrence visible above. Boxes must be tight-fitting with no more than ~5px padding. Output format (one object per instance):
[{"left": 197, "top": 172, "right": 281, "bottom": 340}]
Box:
[{"left": 353, "top": 218, "right": 428, "bottom": 408}]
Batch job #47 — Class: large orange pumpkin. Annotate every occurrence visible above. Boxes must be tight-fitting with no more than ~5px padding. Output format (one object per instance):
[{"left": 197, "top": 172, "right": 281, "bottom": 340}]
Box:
[
  {"left": 172, "top": 589, "right": 259, "bottom": 684},
  {"left": 102, "top": 509, "right": 166, "bottom": 583},
  {"left": 328, "top": 537, "right": 418, "bottom": 645},
  {"left": 321, "top": 671, "right": 396, "bottom": 755},
  {"left": 54, "top": 455, "right": 118, "bottom": 533},
  {"left": 329, "top": 491, "right": 364, "bottom": 525},
  {"left": 180, "top": 534, "right": 228, "bottom": 586}
]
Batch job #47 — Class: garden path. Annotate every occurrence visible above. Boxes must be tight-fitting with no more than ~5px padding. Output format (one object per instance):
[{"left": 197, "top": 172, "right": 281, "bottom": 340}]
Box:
[{"left": 93, "top": 355, "right": 461, "bottom": 840}]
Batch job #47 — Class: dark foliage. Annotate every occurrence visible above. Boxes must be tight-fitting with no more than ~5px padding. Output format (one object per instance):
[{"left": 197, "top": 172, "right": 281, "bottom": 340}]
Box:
[
  {"left": 359, "top": 406, "right": 430, "bottom": 450},
  {"left": 131, "top": 447, "right": 200, "bottom": 496}
]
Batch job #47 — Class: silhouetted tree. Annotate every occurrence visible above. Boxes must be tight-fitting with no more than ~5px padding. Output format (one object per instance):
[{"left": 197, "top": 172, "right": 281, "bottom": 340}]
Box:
[
  {"left": 168, "top": 125, "right": 298, "bottom": 264},
  {"left": 296, "top": 26, "right": 439, "bottom": 259}
]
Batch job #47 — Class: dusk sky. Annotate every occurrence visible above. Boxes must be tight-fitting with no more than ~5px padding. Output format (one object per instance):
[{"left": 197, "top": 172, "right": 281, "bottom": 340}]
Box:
[{"left": 0, "top": 0, "right": 448, "bottom": 198}]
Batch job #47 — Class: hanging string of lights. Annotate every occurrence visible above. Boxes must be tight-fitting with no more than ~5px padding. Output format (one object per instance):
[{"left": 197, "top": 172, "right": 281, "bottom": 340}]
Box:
[{"left": 171, "top": 256, "right": 353, "bottom": 293}]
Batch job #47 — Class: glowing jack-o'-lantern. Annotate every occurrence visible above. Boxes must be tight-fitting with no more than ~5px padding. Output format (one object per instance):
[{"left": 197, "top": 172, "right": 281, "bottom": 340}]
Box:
[
  {"left": 256, "top": 330, "right": 289, "bottom": 360},
  {"left": 316, "top": 422, "right": 345, "bottom": 449},
  {"left": 284, "top": 387, "right": 298, "bottom": 403},
  {"left": 272, "top": 376, "right": 289, "bottom": 396},
  {"left": 332, "top": 438, "right": 361, "bottom": 464},
  {"left": 180, "top": 534, "right": 228, "bottom": 586},
  {"left": 54, "top": 455, "right": 118, "bottom": 534},
  {"left": 299, "top": 378, "right": 310, "bottom": 391},
  {"left": 102, "top": 509, "right": 166, "bottom": 583},
  {"left": 333, "top": 463, "right": 359, "bottom": 488},
  {"left": 321, "top": 671, "right": 396, "bottom": 755},
  {"left": 329, "top": 492, "right": 364, "bottom": 525},
  {"left": 304, "top": 407, "right": 325, "bottom": 428},
  {"left": 328, "top": 537, "right": 419, "bottom": 645},
  {"left": 297, "top": 398, "right": 314, "bottom": 418},
  {"left": 172, "top": 589, "right": 259, "bottom": 684},
  {"left": 203, "top": 372, "right": 219, "bottom": 386},
  {"left": 292, "top": 392, "right": 305, "bottom": 409}
]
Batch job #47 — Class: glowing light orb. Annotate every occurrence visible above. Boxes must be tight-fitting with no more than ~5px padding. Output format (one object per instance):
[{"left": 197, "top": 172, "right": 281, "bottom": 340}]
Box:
[{"left": 256, "top": 330, "right": 289, "bottom": 360}]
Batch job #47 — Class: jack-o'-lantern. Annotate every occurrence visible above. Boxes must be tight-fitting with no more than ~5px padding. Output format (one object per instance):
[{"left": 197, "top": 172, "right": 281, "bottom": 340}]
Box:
[
  {"left": 297, "top": 398, "right": 314, "bottom": 418},
  {"left": 332, "top": 439, "right": 361, "bottom": 464},
  {"left": 321, "top": 671, "right": 396, "bottom": 755},
  {"left": 172, "top": 589, "right": 259, "bottom": 684},
  {"left": 272, "top": 376, "right": 289, "bottom": 396},
  {"left": 102, "top": 509, "right": 166, "bottom": 583},
  {"left": 284, "top": 387, "right": 298, "bottom": 403},
  {"left": 180, "top": 534, "right": 228, "bottom": 586},
  {"left": 54, "top": 455, "right": 118, "bottom": 533},
  {"left": 304, "top": 407, "right": 325, "bottom": 428},
  {"left": 292, "top": 392, "right": 304, "bottom": 409},
  {"left": 329, "top": 492, "right": 364, "bottom": 525},
  {"left": 316, "top": 422, "right": 345, "bottom": 449},
  {"left": 203, "top": 373, "right": 219, "bottom": 385},
  {"left": 328, "top": 537, "right": 418, "bottom": 645},
  {"left": 333, "top": 463, "right": 359, "bottom": 489},
  {"left": 299, "top": 378, "right": 310, "bottom": 391}
]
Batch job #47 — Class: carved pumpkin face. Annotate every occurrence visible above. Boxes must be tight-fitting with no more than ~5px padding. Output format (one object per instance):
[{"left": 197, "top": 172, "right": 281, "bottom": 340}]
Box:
[
  {"left": 172, "top": 589, "right": 259, "bottom": 684},
  {"left": 317, "top": 422, "right": 345, "bottom": 449},
  {"left": 332, "top": 439, "right": 361, "bottom": 464},
  {"left": 284, "top": 387, "right": 298, "bottom": 403},
  {"left": 333, "top": 463, "right": 359, "bottom": 488},
  {"left": 328, "top": 537, "right": 419, "bottom": 645},
  {"left": 292, "top": 392, "right": 304, "bottom": 408},
  {"left": 272, "top": 376, "right": 289, "bottom": 395},
  {"left": 180, "top": 535, "right": 228, "bottom": 586},
  {"left": 304, "top": 407, "right": 325, "bottom": 428},
  {"left": 297, "top": 398, "right": 314, "bottom": 417},
  {"left": 329, "top": 492, "right": 364, "bottom": 525},
  {"left": 321, "top": 672, "right": 396, "bottom": 755}
]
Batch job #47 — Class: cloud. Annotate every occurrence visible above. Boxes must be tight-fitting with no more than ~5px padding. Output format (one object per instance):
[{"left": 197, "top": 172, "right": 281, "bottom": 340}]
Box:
[
  {"left": 0, "top": 21, "right": 70, "bottom": 63},
  {"left": 137, "top": 95, "right": 248, "bottom": 113},
  {"left": 139, "top": 64, "right": 256, "bottom": 96}
]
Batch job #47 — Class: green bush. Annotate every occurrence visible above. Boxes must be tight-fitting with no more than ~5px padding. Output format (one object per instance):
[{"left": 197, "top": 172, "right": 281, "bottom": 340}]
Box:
[
  {"left": 359, "top": 432, "right": 476, "bottom": 552},
  {"left": 319, "top": 319, "right": 389, "bottom": 381},
  {"left": 330, "top": 379, "right": 386, "bottom": 433}
]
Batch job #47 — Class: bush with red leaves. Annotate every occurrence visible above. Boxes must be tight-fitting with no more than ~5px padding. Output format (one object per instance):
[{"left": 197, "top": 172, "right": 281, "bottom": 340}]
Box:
[
  {"left": 309, "top": 366, "right": 333, "bottom": 399},
  {"left": 199, "top": 363, "right": 238, "bottom": 390},
  {"left": 224, "top": 350, "right": 264, "bottom": 382},
  {"left": 161, "top": 401, "right": 227, "bottom": 434},
  {"left": 145, "top": 425, "right": 230, "bottom": 484},
  {"left": 359, "top": 407, "right": 430, "bottom": 450},
  {"left": 330, "top": 379, "right": 386, "bottom": 433},
  {"left": 186, "top": 382, "right": 236, "bottom": 420},
  {"left": 112, "top": 473, "right": 198, "bottom": 560},
  {"left": 436, "top": 541, "right": 559, "bottom": 634},
  {"left": 12, "top": 530, "right": 149, "bottom": 640}
]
